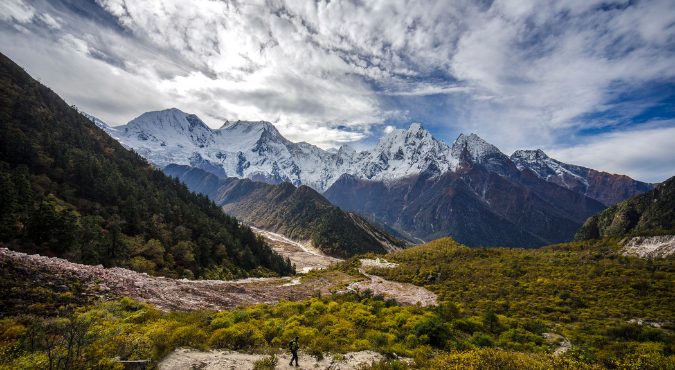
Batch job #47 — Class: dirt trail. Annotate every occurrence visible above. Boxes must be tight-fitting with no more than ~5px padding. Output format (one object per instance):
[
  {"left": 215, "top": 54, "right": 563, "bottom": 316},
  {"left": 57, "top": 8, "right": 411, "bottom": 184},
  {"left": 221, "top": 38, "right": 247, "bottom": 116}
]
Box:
[
  {"left": 159, "top": 348, "right": 395, "bottom": 370},
  {"left": 342, "top": 258, "right": 436, "bottom": 307}
]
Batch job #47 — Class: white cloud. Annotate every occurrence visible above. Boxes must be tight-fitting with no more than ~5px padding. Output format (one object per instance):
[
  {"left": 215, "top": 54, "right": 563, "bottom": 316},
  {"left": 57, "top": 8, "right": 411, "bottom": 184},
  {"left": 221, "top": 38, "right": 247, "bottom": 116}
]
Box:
[
  {"left": 449, "top": 0, "right": 675, "bottom": 150},
  {"left": 0, "top": 0, "right": 35, "bottom": 23},
  {"left": 384, "top": 125, "right": 395, "bottom": 134},
  {"left": 1, "top": 0, "right": 674, "bottom": 177},
  {"left": 546, "top": 123, "right": 675, "bottom": 183}
]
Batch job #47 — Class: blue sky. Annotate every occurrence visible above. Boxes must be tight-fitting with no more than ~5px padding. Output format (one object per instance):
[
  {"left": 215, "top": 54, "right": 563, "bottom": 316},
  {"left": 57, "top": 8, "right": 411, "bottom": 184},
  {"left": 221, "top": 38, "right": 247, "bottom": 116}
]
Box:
[{"left": 1, "top": 0, "right": 674, "bottom": 182}]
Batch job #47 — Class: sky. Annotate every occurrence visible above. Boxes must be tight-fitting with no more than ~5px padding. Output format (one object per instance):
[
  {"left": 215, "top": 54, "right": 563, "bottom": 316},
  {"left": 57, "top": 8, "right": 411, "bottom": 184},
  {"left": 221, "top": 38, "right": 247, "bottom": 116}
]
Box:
[{"left": 1, "top": 0, "right": 674, "bottom": 183}]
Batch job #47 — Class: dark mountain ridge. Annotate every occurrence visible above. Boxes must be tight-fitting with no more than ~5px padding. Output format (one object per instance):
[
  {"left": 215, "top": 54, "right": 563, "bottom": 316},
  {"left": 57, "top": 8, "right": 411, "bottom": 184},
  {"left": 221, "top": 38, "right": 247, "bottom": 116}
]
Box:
[
  {"left": 164, "top": 164, "right": 406, "bottom": 258},
  {"left": 325, "top": 160, "right": 608, "bottom": 248}
]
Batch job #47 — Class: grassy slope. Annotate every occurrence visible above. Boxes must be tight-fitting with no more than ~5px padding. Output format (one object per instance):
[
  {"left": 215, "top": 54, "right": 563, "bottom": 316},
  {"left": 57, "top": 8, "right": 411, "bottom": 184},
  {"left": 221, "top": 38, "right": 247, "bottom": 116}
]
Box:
[{"left": 369, "top": 237, "right": 675, "bottom": 365}]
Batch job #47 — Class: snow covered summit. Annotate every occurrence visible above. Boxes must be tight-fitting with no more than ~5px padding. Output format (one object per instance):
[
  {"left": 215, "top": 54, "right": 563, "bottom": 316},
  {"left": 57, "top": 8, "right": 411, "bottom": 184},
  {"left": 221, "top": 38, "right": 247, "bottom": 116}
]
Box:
[
  {"left": 88, "top": 108, "right": 650, "bottom": 202},
  {"left": 89, "top": 109, "right": 480, "bottom": 191}
]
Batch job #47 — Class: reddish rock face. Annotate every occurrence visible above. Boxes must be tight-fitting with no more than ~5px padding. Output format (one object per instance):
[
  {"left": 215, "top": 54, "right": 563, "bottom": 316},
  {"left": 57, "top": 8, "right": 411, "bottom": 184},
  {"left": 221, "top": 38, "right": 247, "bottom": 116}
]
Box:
[{"left": 585, "top": 171, "right": 656, "bottom": 207}]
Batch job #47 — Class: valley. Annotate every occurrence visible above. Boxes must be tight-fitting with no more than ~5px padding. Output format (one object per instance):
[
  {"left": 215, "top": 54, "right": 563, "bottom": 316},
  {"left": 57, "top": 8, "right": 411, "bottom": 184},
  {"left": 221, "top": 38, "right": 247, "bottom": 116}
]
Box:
[{"left": 251, "top": 227, "right": 341, "bottom": 273}]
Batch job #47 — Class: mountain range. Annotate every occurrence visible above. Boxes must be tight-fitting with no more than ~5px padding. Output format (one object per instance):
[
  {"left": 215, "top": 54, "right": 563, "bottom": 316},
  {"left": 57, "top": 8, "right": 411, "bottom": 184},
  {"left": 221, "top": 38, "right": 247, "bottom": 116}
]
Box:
[
  {"left": 90, "top": 108, "right": 656, "bottom": 248},
  {"left": 163, "top": 164, "right": 406, "bottom": 258}
]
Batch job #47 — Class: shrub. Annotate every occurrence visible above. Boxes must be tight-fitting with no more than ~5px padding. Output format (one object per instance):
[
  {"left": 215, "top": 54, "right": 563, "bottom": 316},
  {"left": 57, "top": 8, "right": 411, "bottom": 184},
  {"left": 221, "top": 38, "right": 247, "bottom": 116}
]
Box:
[
  {"left": 232, "top": 310, "right": 250, "bottom": 324},
  {"left": 523, "top": 320, "right": 547, "bottom": 335},
  {"left": 469, "top": 332, "right": 494, "bottom": 348},
  {"left": 208, "top": 323, "right": 264, "bottom": 349},
  {"left": 170, "top": 325, "right": 207, "bottom": 348},
  {"left": 253, "top": 355, "right": 278, "bottom": 370},
  {"left": 210, "top": 316, "right": 233, "bottom": 330},
  {"left": 405, "top": 334, "right": 419, "bottom": 349},
  {"left": 413, "top": 317, "right": 452, "bottom": 347}
]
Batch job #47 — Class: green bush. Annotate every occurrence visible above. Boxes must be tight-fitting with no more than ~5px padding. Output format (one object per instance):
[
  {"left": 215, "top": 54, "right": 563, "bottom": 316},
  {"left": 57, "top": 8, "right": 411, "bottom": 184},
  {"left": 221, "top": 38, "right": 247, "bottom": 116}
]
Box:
[{"left": 469, "top": 332, "right": 494, "bottom": 348}]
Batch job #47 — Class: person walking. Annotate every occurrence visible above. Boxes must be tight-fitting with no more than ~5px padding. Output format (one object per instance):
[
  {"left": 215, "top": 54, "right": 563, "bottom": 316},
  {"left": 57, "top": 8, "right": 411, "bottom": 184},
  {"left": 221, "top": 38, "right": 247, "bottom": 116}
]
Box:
[{"left": 289, "top": 336, "right": 300, "bottom": 367}]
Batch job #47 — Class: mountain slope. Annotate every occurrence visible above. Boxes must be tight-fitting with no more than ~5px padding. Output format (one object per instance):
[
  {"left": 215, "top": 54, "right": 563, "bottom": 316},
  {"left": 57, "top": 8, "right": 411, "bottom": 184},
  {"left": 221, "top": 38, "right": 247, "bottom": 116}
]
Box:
[
  {"left": 163, "top": 164, "right": 406, "bottom": 258},
  {"left": 0, "top": 52, "right": 293, "bottom": 279},
  {"left": 574, "top": 176, "right": 675, "bottom": 241},
  {"left": 325, "top": 161, "right": 607, "bottom": 248},
  {"left": 511, "top": 149, "right": 655, "bottom": 206}
]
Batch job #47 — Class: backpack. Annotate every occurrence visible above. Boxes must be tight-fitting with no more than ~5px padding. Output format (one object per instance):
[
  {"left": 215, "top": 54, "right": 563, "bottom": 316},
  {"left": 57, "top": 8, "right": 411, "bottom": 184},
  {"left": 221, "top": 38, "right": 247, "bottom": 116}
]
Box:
[
  {"left": 288, "top": 340, "right": 294, "bottom": 350},
  {"left": 289, "top": 340, "right": 298, "bottom": 351}
]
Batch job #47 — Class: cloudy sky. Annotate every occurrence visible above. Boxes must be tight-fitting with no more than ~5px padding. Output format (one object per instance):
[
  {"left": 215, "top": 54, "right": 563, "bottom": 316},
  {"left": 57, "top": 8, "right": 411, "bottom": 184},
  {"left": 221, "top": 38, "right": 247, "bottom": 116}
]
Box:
[{"left": 1, "top": 0, "right": 674, "bottom": 182}]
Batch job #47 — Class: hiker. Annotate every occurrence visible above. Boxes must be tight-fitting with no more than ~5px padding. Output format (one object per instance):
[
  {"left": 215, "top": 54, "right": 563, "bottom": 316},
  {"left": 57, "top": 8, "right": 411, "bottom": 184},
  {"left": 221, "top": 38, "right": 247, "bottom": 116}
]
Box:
[{"left": 289, "top": 336, "right": 300, "bottom": 366}]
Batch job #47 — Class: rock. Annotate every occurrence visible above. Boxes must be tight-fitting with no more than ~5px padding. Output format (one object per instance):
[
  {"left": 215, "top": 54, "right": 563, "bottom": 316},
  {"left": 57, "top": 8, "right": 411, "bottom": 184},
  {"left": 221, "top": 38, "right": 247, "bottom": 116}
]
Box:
[{"left": 57, "top": 285, "right": 69, "bottom": 292}]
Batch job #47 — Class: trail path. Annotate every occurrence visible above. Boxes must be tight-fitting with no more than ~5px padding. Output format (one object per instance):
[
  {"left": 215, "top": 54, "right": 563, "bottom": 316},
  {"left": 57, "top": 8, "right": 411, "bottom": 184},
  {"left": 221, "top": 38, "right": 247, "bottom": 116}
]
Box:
[
  {"left": 159, "top": 348, "right": 395, "bottom": 370},
  {"left": 342, "top": 258, "right": 436, "bottom": 307}
]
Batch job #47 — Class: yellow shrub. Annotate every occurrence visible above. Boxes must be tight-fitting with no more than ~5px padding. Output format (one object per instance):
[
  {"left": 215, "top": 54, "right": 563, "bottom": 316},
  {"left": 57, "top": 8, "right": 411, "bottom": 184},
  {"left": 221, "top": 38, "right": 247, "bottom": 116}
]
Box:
[{"left": 208, "top": 322, "right": 265, "bottom": 349}]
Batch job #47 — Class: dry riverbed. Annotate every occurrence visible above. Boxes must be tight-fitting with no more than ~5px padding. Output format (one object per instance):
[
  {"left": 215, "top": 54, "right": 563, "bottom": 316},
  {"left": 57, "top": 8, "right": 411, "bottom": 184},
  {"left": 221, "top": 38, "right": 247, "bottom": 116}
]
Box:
[{"left": 0, "top": 233, "right": 436, "bottom": 312}]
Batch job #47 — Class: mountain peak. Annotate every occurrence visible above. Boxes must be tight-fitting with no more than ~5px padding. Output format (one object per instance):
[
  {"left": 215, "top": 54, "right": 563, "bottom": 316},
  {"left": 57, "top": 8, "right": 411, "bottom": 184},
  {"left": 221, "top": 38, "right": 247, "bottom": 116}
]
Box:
[
  {"left": 451, "top": 133, "right": 502, "bottom": 161},
  {"left": 511, "top": 149, "right": 549, "bottom": 161},
  {"left": 409, "top": 123, "right": 424, "bottom": 132},
  {"left": 123, "top": 108, "right": 214, "bottom": 148},
  {"left": 218, "top": 120, "right": 281, "bottom": 137}
]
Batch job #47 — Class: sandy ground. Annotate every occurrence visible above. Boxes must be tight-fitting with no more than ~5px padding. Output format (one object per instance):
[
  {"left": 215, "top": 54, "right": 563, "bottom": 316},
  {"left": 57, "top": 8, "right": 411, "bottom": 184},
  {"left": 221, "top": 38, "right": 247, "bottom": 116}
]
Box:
[
  {"left": 251, "top": 227, "right": 342, "bottom": 273},
  {"left": 159, "top": 348, "right": 395, "bottom": 370}
]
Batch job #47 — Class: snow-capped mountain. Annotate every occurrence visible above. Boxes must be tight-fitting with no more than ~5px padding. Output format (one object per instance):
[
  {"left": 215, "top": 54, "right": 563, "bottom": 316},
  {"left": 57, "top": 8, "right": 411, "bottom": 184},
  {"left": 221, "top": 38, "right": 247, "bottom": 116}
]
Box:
[
  {"left": 88, "top": 108, "right": 652, "bottom": 203},
  {"left": 452, "top": 133, "right": 517, "bottom": 176},
  {"left": 89, "top": 108, "right": 467, "bottom": 191},
  {"left": 87, "top": 108, "right": 656, "bottom": 248},
  {"left": 511, "top": 149, "right": 654, "bottom": 206},
  {"left": 511, "top": 149, "right": 590, "bottom": 190}
]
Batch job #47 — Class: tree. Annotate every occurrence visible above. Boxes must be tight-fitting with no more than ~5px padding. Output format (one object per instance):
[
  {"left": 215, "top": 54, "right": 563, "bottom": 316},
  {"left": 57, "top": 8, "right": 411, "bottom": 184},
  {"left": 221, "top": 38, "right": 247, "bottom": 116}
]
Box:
[{"left": 483, "top": 310, "right": 499, "bottom": 333}]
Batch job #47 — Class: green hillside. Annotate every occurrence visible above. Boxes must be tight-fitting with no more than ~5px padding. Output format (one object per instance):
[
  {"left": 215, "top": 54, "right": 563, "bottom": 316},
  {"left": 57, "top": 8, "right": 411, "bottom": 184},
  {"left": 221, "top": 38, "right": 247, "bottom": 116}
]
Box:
[
  {"left": 365, "top": 236, "right": 675, "bottom": 367},
  {"left": 575, "top": 176, "right": 675, "bottom": 241},
  {"left": 164, "top": 164, "right": 407, "bottom": 258},
  {"left": 0, "top": 53, "right": 293, "bottom": 279}
]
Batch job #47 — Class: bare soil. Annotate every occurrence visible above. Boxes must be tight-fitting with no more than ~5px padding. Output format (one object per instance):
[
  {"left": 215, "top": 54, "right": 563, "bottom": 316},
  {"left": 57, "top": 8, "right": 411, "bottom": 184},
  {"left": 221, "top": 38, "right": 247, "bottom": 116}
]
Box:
[{"left": 159, "top": 348, "right": 399, "bottom": 370}]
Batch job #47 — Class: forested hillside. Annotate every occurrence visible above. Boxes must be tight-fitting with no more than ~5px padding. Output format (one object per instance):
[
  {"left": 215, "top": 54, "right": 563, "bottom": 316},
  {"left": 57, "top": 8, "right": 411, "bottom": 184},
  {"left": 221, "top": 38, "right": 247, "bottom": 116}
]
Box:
[
  {"left": 0, "top": 53, "right": 293, "bottom": 279},
  {"left": 164, "top": 164, "right": 406, "bottom": 258},
  {"left": 575, "top": 176, "right": 675, "bottom": 241}
]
